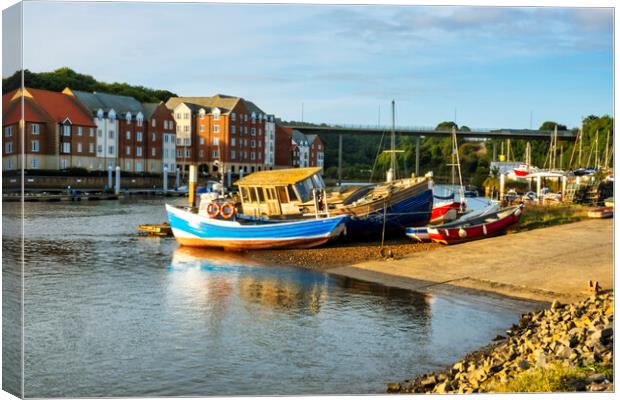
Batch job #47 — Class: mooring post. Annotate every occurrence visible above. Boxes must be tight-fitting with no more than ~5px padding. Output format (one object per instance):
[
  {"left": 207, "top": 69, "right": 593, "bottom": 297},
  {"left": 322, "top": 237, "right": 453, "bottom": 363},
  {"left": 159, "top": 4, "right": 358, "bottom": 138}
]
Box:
[
  {"left": 175, "top": 167, "right": 180, "bottom": 189},
  {"left": 107, "top": 165, "right": 113, "bottom": 190},
  {"left": 415, "top": 135, "right": 420, "bottom": 177},
  {"left": 536, "top": 175, "right": 542, "bottom": 203},
  {"left": 114, "top": 166, "right": 121, "bottom": 195},
  {"left": 561, "top": 175, "right": 567, "bottom": 199},
  {"left": 227, "top": 168, "right": 232, "bottom": 188},
  {"left": 337, "top": 133, "right": 343, "bottom": 186},
  {"left": 163, "top": 166, "right": 168, "bottom": 193},
  {"left": 499, "top": 173, "right": 505, "bottom": 204},
  {"left": 188, "top": 164, "right": 198, "bottom": 208}
]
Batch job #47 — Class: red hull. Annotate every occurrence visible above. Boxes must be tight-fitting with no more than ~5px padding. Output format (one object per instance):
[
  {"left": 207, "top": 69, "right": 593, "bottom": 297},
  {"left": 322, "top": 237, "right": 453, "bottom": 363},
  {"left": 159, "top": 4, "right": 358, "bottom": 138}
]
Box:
[
  {"left": 427, "top": 207, "right": 522, "bottom": 245},
  {"left": 514, "top": 169, "right": 529, "bottom": 177},
  {"left": 430, "top": 201, "right": 461, "bottom": 223}
]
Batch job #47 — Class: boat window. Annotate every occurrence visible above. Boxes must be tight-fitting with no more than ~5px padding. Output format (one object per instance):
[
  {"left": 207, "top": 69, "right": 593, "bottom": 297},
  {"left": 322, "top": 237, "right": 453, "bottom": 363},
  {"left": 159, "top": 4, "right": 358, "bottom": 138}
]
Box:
[
  {"left": 240, "top": 187, "right": 249, "bottom": 203},
  {"left": 249, "top": 187, "right": 258, "bottom": 202},
  {"left": 311, "top": 174, "right": 325, "bottom": 189},
  {"left": 277, "top": 186, "right": 289, "bottom": 203},
  {"left": 256, "top": 187, "right": 265, "bottom": 202},
  {"left": 264, "top": 188, "right": 272, "bottom": 200},
  {"left": 287, "top": 185, "right": 299, "bottom": 202},
  {"left": 295, "top": 178, "right": 314, "bottom": 203}
]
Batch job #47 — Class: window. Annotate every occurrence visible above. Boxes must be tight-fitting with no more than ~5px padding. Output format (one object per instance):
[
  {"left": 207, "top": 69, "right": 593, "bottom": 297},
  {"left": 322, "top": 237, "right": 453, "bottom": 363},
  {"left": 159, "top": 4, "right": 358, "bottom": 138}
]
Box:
[
  {"left": 259, "top": 141, "right": 262, "bottom": 148},
  {"left": 184, "top": 113, "right": 189, "bottom": 119},
  {"left": 89, "top": 143, "right": 94, "bottom": 153},
  {"left": 184, "top": 149, "right": 190, "bottom": 157},
  {"left": 63, "top": 125, "right": 71, "bottom": 136},
  {"left": 136, "top": 162, "right": 142, "bottom": 172},
  {"left": 5, "top": 126, "right": 14, "bottom": 137},
  {"left": 251, "top": 128, "right": 256, "bottom": 136},
  {"left": 136, "top": 147, "right": 142, "bottom": 157},
  {"left": 212, "top": 150, "right": 219, "bottom": 158},
  {"left": 31, "top": 158, "right": 40, "bottom": 169},
  {"left": 199, "top": 109, "right": 205, "bottom": 119},
  {"left": 199, "top": 125, "right": 205, "bottom": 132},
  {"left": 7, "top": 159, "right": 13, "bottom": 169},
  {"left": 176, "top": 113, "right": 181, "bottom": 119},
  {"left": 89, "top": 128, "right": 94, "bottom": 137},
  {"left": 251, "top": 140, "right": 256, "bottom": 148},
  {"left": 32, "top": 124, "right": 40, "bottom": 135},
  {"left": 213, "top": 138, "right": 219, "bottom": 145},
  {"left": 244, "top": 114, "right": 248, "bottom": 122},
  {"left": 251, "top": 152, "right": 256, "bottom": 160},
  {"left": 97, "top": 145, "right": 103, "bottom": 153},
  {"left": 126, "top": 131, "right": 131, "bottom": 140},
  {"left": 231, "top": 150, "right": 236, "bottom": 159},
  {"left": 199, "top": 150, "right": 204, "bottom": 158},
  {"left": 199, "top": 137, "right": 205, "bottom": 145},
  {"left": 137, "top": 119, "right": 143, "bottom": 127},
  {"left": 61, "top": 142, "right": 69, "bottom": 153},
  {"left": 5, "top": 142, "right": 13, "bottom": 153},
  {"left": 244, "top": 127, "right": 248, "bottom": 134},
  {"left": 60, "top": 159, "right": 69, "bottom": 169},
  {"left": 258, "top": 128, "right": 262, "bottom": 135},
  {"left": 152, "top": 133, "right": 156, "bottom": 141},
  {"left": 108, "top": 130, "right": 114, "bottom": 139},
  {"left": 32, "top": 140, "right": 40, "bottom": 152},
  {"left": 231, "top": 112, "right": 236, "bottom": 121},
  {"left": 164, "top": 135, "right": 169, "bottom": 144},
  {"left": 77, "top": 143, "right": 83, "bottom": 153},
  {"left": 213, "top": 125, "right": 219, "bottom": 133},
  {"left": 152, "top": 119, "right": 156, "bottom": 127},
  {"left": 231, "top": 137, "right": 236, "bottom": 146},
  {"left": 108, "top": 145, "right": 114, "bottom": 155},
  {"left": 177, "top": 150, "right": 182, "bottom": 157},
  {"left": 126, "top": 146, "right": 131, "bottom": 155},
  {"left": 77, "top": 127, "right": 83, "bottom": 136},
  {"left": 151, "top": 148, "right": 156, "bottom": 157},
  {"left": 97, "top": 129, "right": 102, "bottom": 137},
  {"left": 125, "top": 161, "right": 131, "bottom": 170},
  {"left": 258, "top": 152, "right": 262, "bottom": 160},
  {"left": 184, "top": 126, "right": 189, "bottom": 132},
  {"left": 136, "top": 132, "right": 143, "bottom": 141},
  {"left": 231, "top": 126, "right": 236, "bottom": 134}
]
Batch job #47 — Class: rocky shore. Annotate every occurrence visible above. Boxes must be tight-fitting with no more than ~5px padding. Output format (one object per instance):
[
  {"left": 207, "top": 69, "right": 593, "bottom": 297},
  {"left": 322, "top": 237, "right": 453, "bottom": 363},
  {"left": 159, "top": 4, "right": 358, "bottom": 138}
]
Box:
[{"left": 390, "top": 292, "right": 614, "bottom": 393}]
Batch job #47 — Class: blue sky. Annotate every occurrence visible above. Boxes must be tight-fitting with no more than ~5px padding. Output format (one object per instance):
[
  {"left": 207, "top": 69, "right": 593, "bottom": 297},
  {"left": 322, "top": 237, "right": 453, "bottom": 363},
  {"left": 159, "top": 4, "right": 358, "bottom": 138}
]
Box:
[{"left": 6, "top": 1, "right": 614, "bottom": 129}]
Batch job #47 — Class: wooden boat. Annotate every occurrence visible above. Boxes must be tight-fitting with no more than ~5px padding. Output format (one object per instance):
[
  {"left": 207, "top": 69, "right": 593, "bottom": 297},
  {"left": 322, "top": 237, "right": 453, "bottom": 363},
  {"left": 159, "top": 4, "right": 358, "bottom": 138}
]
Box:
[
  {"left": 234, "top": 167, "right": 433, "bottom": 239},
  {"left": 430, "top": 200, "right": 461, "bottom": 224},
  {"left": 604, "top": 198, "right": 614, "bottom": 208},
  {"left": 426, "top": 206, "right": 522, "bottom": 245},
  {"left": 407, "top": 201, "right": 499, "bottom": 242},
  {"left": 587, "top": 206, "right": 613, "bottom": 219},
  {"left": 166, "top": 204, "right": 348, "bottom": 250}
]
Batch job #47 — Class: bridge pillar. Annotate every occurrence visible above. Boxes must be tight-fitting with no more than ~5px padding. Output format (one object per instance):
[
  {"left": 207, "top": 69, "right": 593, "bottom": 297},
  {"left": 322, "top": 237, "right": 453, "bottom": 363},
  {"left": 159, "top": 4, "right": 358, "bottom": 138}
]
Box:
[
  {"left": 337, "top": 133, "right": 343, "bottom": 186},
  {"left": 492, "top": 142, "right": 497, "bottom": 162},
  {"left": 415, "top": 135, "right": 420, "bottom": 177}
]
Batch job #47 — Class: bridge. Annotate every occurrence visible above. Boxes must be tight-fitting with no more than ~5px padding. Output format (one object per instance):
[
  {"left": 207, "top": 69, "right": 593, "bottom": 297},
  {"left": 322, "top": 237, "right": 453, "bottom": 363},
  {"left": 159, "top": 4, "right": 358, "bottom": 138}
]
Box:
[{"left": 283, "top": 123, "right": 578, "bottom": 184}]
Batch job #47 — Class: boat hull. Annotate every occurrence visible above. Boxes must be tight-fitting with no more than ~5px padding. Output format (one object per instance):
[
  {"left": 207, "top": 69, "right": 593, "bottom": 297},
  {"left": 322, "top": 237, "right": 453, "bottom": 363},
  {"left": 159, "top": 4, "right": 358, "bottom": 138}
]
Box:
[
  {"left": 427, "top": 207, "right": 522, "bottom": 245},
  {"left": 166, "top": 205, "right": 348, "bottom": 250},
  {"left": 430, "top": 201, "right": 461, "bottom": 224},
  {"left": 343, "top": 187, "right": 433, "bottom": 238}
]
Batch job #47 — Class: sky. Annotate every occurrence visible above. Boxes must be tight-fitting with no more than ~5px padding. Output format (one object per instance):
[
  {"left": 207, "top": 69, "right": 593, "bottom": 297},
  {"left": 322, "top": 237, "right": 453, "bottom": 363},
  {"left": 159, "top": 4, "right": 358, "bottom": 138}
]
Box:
[{"left": 2, "top": 1, "right": 614, "bottom": 130}]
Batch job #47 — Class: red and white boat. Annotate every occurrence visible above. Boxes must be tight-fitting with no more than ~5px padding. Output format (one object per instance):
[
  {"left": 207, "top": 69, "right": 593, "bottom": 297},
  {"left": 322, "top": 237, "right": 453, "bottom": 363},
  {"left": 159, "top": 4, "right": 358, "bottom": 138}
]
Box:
[
  {"left": 430, "top": 200, "right": 462, "bottom": 224},
  {"left": 427, "top": 206, "right": 522, "bottom": 245},
  {"left": 513, "top": 164, "right": 540, "bottom": 178}
]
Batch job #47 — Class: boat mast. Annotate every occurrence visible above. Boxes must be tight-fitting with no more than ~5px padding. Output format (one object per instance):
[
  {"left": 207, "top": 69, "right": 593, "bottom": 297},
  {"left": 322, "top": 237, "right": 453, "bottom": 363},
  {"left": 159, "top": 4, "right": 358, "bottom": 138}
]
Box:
[
  {"left": 578, "top": 128, "right": 583, "bottom": 168},
  {"left": 391, "top": 100, "right": 396, "bottom": 179},
  {"left": 604, "top": 129, "right": 610, "bottom": 169},
  {"left": 594, "top": 129, "right": 600, "bottom": 169}
]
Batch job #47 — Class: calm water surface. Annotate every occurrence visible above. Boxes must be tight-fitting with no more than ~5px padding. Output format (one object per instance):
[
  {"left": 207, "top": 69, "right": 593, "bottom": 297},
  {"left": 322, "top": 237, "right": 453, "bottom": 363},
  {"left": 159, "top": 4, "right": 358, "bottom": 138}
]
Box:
[{"left": 3, "top": 197, "right": 537, "bottom": 397}]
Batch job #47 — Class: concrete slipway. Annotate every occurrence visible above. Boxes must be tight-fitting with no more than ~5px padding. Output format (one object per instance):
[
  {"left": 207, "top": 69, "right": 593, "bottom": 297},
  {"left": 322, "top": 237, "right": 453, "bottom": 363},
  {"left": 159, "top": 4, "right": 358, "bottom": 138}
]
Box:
[{"left": 330, "top": 219, "right": 614, "bottom": 304}]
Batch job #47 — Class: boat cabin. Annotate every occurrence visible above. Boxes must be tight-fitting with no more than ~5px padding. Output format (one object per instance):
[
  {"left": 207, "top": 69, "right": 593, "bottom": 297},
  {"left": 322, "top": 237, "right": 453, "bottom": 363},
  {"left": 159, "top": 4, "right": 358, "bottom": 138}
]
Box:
[{"left": 235, "top": 167, "right": 326, "bottom": 217}]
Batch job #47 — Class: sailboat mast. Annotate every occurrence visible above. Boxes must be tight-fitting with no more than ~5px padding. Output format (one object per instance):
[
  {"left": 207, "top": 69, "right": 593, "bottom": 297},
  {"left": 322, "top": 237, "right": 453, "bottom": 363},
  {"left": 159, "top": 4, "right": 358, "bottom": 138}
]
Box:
[
  {"left": 604, "top": 129, "right": 610, "bottom": 168},
  {"left": 391, "top": 100, "right": 396, "bottom": 177},
  {"left": 578, "top": 128, "right": 583, "bottom": 168},
  {"left": 595, "top": 129, "right": 600, "bottom": 169}
]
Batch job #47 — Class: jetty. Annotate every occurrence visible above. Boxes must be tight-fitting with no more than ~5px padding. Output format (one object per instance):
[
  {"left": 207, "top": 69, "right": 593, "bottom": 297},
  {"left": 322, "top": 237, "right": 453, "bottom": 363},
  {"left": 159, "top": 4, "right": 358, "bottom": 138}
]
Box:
[{"left": 330, "top": 219, "right": 613, "bottom": 304}]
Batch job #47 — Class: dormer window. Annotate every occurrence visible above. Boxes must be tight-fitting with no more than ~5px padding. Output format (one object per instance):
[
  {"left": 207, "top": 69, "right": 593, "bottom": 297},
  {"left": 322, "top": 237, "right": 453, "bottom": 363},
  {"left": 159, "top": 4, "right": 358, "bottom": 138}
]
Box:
[
  {"left": 199, "top": 108, "right": 206, "bottom": 119},
  {"left": 97, "top": 109, "right": 104, "bottom": 120},
  {"left": 136, "top": 112, "right": 144, "bottom": 127},
  {"left": 125, "top": 112, "right": 132, "bottom": 122},
  {"left": 212, "top": 108, "right": 221, "bottom": 121},
  {"left": 251, "top": 112, "right": 256, "bottom": 123},
  {"left": 108, "top": 110, "right": 116, "bottom": 121}
]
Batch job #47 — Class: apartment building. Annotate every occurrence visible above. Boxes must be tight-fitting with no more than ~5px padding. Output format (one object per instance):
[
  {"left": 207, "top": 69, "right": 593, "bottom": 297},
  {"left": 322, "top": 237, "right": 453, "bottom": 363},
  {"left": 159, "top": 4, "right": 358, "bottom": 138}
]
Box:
[
  {"left": 143, "top": 102, "right": 177, "bottom": 174},
  {"left": 2, "top": 88, "right": 96, "bottom": 171},
  {"left": 306, "top": 134, "right": 325, "bottom": 170}
]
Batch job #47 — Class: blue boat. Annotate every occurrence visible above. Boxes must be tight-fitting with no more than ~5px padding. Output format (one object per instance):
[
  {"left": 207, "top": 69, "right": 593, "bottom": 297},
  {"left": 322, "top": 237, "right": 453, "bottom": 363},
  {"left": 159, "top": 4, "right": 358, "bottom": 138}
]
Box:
[{"left": 166, "top": 204, "right": 348, "bottom": 250}]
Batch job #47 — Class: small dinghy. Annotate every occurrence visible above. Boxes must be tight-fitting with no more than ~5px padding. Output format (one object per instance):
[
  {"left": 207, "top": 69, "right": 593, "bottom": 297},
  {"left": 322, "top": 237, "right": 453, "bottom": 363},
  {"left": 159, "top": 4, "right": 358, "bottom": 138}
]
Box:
[
  {"left": 426, "top": 206, "right": 522, "bottom": 245},
  {"left": 406, "top": 201, "right": 499, "bottom": 242},
  {"left": 588, "top": 206, "right": 613, "bottom": 219}
]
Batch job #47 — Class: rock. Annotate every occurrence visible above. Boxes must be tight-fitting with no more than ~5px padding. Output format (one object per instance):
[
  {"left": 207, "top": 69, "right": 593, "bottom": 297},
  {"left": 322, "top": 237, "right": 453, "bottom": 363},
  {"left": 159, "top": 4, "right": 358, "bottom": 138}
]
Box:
[
  {"left": 434, "top": 381, "right": 450, "bottom": 393},
  {"left": 588, "top": 382, "right": 611, "bottom": 392},
  {"left": 386, "top": 383, "right": 401, "bottom": 393},
  {"left": 517, "top": 360, "right": 530, "bottom": 370},
  {"left": 493, "top": 334, "right": 506, "bottom": 341},
  {"left": 551, "top": 299, "right": 562, "bottom": 310},
  {"left": 586, "top": 373, "right": 607, "bottom": 384},
  {"left": 420, "top": 375, "right": 436, "bottom": 387}
]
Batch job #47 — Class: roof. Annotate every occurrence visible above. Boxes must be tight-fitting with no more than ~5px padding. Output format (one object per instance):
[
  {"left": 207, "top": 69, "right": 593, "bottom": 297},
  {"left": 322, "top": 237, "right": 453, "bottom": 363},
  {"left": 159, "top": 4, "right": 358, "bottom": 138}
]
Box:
[
  {"left": 3, "top": 88, "right": 96, "bottom": 126},
  {"left": 2, "top": 89, "right": 49, "bottom": 125},
  {"left": 71, "top": 89, "right": 143, "bottom": 115},
  {"left": 166, "top": 95, "right": 241, "bottom": 114},
  {"left": 305, "top": 134, "right": 319, "bottom": 144},
  {"left": 291, "top": 129, "right": 307, "bottom": 144},
  {"left": 141, "top": 102, "right": 160, "bottom": 119},
  {"left": 235, "top": 167, "right": 322, "bottom": 186}
]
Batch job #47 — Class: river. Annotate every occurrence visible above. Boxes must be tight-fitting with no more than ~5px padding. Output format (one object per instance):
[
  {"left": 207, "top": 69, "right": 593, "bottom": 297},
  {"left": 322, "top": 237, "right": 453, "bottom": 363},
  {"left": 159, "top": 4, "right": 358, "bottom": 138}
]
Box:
[{"left": 3, "top": 197, "right": 537, "bottom": 397}]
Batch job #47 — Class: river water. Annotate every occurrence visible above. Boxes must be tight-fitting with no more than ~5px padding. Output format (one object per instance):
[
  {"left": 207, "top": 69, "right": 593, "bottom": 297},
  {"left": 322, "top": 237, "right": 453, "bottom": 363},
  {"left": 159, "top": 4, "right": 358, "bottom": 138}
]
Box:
[{"left": 3, "top": 197, "right": 537, "bottom": 397}]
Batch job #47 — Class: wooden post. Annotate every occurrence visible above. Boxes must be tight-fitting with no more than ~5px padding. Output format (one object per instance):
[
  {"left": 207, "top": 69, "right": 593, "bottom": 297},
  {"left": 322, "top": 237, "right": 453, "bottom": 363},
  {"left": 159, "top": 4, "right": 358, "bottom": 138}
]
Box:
[
  {"left": 188, "top": 164, "right": 198, "bottom": 208},
  {"left": 415, "top": 135, "right": 420, "bottom": 177},
  {"left": 499, "top": 173, "right": 505, "bottom": 204},
  {"left": 337, "top": 133, "right": 343, "bottom": 186}
]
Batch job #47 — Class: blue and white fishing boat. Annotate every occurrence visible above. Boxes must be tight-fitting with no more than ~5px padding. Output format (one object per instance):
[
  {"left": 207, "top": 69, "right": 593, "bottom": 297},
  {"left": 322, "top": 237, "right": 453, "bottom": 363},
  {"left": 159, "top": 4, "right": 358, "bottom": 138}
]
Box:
[{"left": 166, "top": 204, "right": 348, "bottom": 250}]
